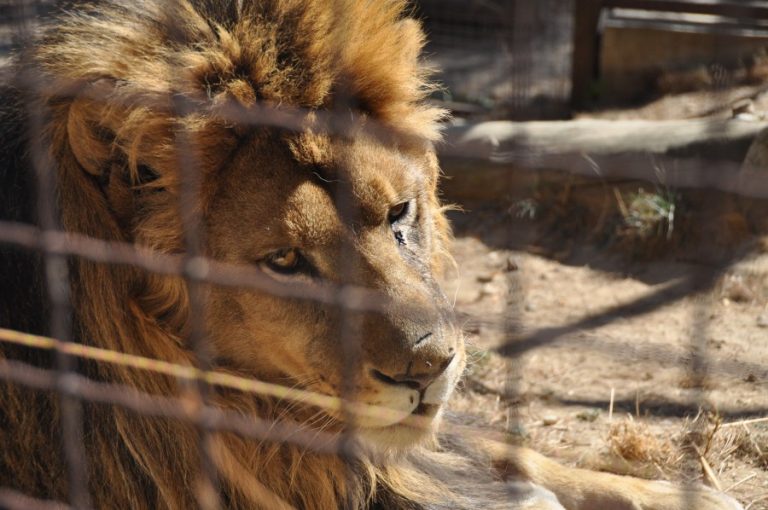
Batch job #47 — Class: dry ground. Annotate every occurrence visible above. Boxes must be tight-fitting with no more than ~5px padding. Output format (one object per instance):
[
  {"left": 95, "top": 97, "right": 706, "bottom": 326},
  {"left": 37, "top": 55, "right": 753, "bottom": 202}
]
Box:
[{"left": 443, "top": 207, "right": 768, "bottom": 509}]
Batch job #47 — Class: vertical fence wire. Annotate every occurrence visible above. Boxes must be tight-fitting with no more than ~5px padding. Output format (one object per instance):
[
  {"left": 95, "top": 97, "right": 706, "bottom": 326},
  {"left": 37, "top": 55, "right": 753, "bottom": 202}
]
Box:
[
  {"left": 0, "top": 0, "right": 765, "bottom": 508},
  {"left": 172, "top": 93, "right": 222, "bottom": 509},
  {"left": 11, "top": 1, "right": 92, "bottom": 508},
  {"left": 683, "top": 284, "right": 717, "bottom": 507},
  {"left": 29, "top": 86, "right": 93, "bottom": 510},
  {"left": 328, "top": 1, "right": 366, "bottom": 499}
]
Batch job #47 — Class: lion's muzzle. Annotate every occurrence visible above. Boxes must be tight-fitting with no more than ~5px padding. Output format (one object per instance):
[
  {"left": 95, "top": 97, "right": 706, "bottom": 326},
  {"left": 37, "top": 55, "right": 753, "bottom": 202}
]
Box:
[{"left": 352, "top": 292, "right": 465, "bottom": 430}]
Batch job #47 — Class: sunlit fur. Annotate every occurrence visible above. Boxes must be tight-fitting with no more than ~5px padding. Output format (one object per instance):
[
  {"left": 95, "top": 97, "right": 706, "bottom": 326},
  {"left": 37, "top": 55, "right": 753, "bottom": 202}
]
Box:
[
  {"left": 0, "top": 1, "right": 473, "bottom": 508},
  {"left": 0, "top": 2, "right": 747, "bottom": 509}
]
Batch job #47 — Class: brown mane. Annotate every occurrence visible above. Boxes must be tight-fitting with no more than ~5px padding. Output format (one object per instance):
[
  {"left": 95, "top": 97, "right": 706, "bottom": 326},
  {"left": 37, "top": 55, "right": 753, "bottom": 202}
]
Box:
[{"left": 0, "top": 1, "right": 491, "bottom": 508}]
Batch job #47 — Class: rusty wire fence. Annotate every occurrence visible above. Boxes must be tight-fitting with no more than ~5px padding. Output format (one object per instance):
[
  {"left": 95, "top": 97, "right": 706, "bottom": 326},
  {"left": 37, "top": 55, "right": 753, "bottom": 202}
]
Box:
[{"left": 1, "top": 0, "right": 767, "bottom": 509}]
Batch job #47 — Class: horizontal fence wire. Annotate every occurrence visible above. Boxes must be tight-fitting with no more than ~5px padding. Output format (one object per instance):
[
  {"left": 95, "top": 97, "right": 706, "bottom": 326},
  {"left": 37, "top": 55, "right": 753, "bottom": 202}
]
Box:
[
  {"left": 0, "top": 327, "right": 438, "bottom": 427},
  {"left": 1, "top": 0, "right": 766, "bottom": 509},
  {"left": 0, "top": 489, "right": 71, "bottom": 510},
  {"left": 0, "top": 220, "right": 403, "bottom": 313}
]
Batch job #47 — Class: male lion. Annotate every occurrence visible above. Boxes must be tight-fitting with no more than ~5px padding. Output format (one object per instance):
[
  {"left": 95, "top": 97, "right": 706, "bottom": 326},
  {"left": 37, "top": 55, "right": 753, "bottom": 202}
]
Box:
[{"left": 0, "top": 1, "right": 744, "bottom": 509}]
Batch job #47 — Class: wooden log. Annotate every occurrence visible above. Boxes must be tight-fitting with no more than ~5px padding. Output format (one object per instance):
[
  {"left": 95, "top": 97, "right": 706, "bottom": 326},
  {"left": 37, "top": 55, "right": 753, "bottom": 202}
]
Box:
[
  {"left": 603, "top": 0, "right": 768, "bottom": 19},
  {"left": 438, "top": 118, "right": 768, "bottom": 200}
]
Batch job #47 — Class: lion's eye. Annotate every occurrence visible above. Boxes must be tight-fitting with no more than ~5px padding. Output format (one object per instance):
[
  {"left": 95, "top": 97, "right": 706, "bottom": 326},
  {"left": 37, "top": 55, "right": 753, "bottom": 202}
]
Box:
[
  {"left": 388, "top": 201, "right": 409, "bottom": 224},
  {"left": 264, "top": 248, "right": 305, "bottom": 275},
  {"left": 135, "top": 163, "right": 160, "bottom": 185}
]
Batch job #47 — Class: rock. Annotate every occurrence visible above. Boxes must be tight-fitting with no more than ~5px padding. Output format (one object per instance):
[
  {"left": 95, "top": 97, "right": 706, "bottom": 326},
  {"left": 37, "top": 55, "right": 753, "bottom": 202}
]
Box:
[
  {"left": 542, "top": 415, "right": 559, "bottom": 426},
  {"left": 481, "top": 282, "right": 504, "bottom": 297},
  {"left": 732, "top": 99, "right": 755, "bottom": 118},
  {"left": 721, "top": 274, "right": 755, "bottom": 303},
  {"left": 476, "top": 273, "right": 495, "bottom": 283},
  {"left": 742, "top": 126, "right": 768, "bottom": 173},
  {"left": 758, "top": 311, "right": 768, "bottom": 328},
  {"left": 758, "top": 236, "right": 768, "bottom": 253},
  {"left": 487, "top": 251, "right": 503, "bottom": 264},
  {"left": 576, "top": 409, "right": 600, "bottom": 422}
]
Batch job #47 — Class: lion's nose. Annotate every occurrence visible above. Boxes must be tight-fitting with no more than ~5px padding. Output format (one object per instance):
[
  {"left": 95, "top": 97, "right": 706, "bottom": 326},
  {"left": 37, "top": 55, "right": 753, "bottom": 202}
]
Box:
[{"left": 370, "top": 352, "right": 455, "bottom": 391}]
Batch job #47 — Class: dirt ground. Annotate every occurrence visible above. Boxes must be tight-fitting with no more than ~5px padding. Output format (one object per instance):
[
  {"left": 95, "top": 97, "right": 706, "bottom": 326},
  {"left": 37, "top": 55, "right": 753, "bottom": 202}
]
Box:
[{"left": 443, "top": 206, "right": 768, "bottom": 509}]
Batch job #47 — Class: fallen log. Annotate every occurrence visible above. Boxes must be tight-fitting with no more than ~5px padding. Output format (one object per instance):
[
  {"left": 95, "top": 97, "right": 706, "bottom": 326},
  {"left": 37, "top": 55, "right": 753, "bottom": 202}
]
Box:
[{"left": 438, "top": 118, "right": 768, "bottom": 200}]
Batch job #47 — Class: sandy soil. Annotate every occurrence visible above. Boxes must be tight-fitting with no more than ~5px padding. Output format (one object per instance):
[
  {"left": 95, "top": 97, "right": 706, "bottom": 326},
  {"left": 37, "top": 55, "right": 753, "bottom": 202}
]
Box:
[{"left": 443, "top": 207, "right": 768, "bottom": 509}]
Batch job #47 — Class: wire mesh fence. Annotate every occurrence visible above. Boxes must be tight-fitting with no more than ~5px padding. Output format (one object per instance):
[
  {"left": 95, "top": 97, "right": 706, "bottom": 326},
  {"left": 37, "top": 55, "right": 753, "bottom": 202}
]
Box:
[{"left": 0, "top": 0, "right": 767, "bottom": 509}]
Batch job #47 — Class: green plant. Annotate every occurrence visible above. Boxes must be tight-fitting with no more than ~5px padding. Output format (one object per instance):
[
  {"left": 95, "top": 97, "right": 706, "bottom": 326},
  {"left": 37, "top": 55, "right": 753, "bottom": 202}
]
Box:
[
  {"left": 510, "top": 198, "right": 540, "bottom": 220},
  {"left": 620, "top": 187, "right": 678, "bottom": 240}
]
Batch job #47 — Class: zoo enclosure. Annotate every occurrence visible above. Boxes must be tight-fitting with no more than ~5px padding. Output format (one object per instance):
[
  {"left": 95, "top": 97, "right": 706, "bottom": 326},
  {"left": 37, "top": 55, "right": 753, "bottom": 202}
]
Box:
[{"left": 0, "top": 0, "right": 767, "bottom": 509}]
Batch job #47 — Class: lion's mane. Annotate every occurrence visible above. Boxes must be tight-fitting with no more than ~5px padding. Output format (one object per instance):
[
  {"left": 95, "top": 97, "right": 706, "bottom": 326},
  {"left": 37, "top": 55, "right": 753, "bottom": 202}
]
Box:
[{"left": 0, "top": 1, "right": 520, "bottom": 509}]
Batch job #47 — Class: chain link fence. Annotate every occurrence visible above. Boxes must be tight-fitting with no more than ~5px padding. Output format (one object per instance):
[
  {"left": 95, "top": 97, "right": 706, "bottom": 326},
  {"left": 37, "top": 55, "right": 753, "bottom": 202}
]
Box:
[{"left": 1, "top": 0, "right": 767, "bottom": 508}]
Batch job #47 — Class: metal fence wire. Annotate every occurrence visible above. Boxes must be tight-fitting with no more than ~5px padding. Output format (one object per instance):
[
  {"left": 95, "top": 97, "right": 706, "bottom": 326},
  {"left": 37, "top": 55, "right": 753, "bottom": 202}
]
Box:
[{"left": 1, "top": 0, "right": 767, "bottom": 509}]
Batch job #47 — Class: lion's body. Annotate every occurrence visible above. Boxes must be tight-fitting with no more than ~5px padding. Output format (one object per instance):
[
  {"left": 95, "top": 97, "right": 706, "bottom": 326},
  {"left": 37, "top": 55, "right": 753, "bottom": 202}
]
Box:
[{"left": 0, "top": 1, "right": 744, "bottom": 509}]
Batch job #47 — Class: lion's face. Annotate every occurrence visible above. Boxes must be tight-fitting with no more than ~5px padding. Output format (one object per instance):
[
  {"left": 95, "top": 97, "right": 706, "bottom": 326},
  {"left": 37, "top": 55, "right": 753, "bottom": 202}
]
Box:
[
  {"left": 202, "top": 129, "right": 465, "bottom": 447},
  {"left": 54, "top": 0, "right": 460, "bottom": 451}
]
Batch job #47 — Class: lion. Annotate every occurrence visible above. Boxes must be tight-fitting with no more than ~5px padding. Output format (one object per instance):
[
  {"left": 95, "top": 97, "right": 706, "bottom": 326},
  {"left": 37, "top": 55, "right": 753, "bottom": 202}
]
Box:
[{"left": 0, "top": 1, "right": 744, "bottom": 509}]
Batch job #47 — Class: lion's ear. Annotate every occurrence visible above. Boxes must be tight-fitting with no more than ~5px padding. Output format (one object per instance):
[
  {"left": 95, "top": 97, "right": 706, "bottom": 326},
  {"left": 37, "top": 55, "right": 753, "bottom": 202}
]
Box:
[
  {"left": 67, "top": 104, "right": 111, "bottom": 177},
  {"left": 66, "top": 80, "right": 117, "bottom": 177},
  {"left": 65, "top": 80, "right": 144, "bottom": 230}
]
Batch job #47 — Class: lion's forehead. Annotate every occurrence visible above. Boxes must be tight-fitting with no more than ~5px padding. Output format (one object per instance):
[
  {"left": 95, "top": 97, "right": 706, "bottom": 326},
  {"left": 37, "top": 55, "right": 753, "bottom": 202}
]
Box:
[
  {"left": 207, "top": 134, "right": 427, "bottom": 262},
  {"left": 282, "top": 164, "right": 417, "bottom": 247},
  {"left": 276, "top": 135, "right": 415, "bottom": 228},
  {"left": 283, "top": 181, "right": 342, "bottom": 245}
]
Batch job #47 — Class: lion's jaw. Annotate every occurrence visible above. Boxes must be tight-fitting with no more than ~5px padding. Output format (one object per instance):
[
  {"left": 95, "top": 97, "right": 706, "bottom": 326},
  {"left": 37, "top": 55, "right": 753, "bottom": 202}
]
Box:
[
  {"left": 203, "top": 132, "right": 464, "bottom": 450},
  {"left": 353, "top": 345, "right": 466, "bottom": 449}
]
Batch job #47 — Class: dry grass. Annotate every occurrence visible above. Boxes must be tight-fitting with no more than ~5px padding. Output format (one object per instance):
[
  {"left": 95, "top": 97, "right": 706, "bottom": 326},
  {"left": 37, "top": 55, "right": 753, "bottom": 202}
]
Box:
[
  {"left": 600, "top": 412, "right": 768, "bottom": 488},
  {"left": 446, "top": 217, "right": 768, "bottom": 505},
  {"left": 455, "top": 343, "right": 768, "bottom": 489},
  {"left": 608, "top": 416, "right": 675, "bottom": 467},
  {"left": 719, "top": 268, "right": 768, "bottom": 306},
  {"left": 728, "top": 423, "right": 768, "bottom": 470}
]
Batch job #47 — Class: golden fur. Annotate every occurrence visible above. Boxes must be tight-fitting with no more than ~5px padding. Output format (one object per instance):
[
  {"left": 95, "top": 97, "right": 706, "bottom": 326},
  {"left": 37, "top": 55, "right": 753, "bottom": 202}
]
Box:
[
  {"left": 0, "top": 1, "right": 746, "bottom": 509},
  {"left": 0, "top": 2, "right": 466, "bottom": 508}
]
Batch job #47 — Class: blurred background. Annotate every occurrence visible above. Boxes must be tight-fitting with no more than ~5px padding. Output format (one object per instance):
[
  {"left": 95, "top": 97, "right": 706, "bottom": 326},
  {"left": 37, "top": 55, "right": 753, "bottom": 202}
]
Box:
[
  {"left": 416, "top": 2, "right": 768, "bottom": 507},
  {"left": 1, "top": 0, "right": 767, "bottom": 507}
]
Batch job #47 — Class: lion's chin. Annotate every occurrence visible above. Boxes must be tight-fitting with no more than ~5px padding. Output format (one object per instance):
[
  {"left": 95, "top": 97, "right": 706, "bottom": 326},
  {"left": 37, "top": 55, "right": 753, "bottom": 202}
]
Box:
[{"left": 356, "top": 404, "right": 443, "bottom": 452}]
